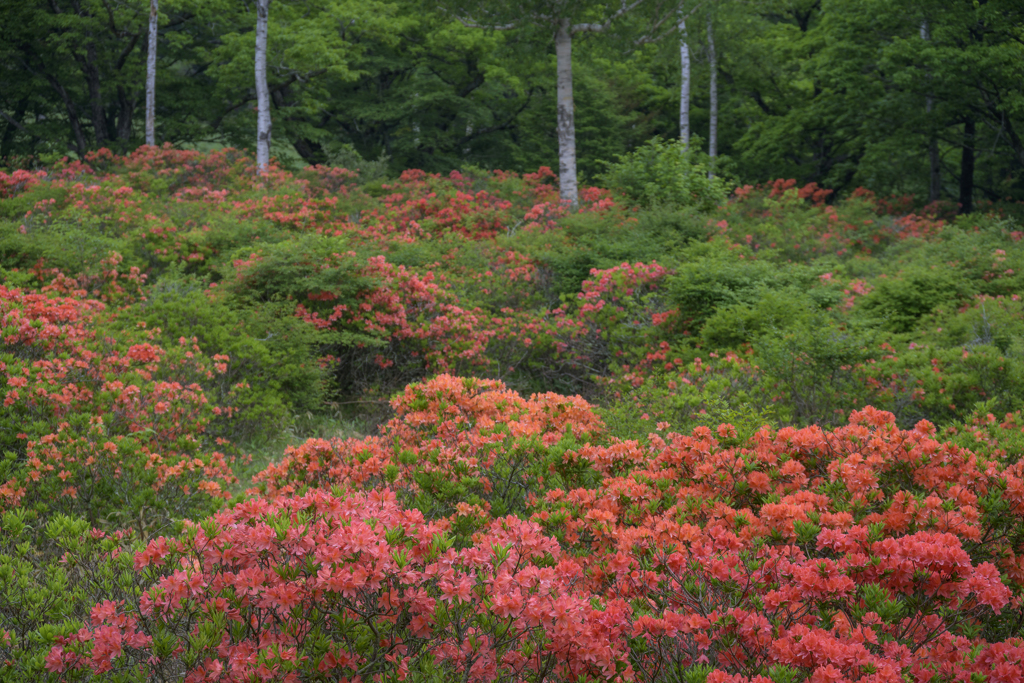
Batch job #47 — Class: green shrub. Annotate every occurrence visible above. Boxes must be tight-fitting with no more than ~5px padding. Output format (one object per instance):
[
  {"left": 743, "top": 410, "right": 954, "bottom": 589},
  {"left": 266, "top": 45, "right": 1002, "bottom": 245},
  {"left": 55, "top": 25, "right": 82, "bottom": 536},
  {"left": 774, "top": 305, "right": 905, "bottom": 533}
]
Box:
[
  {"left": 754, "top": 318, "right": 877, "bottom": 428},
  {"left": 0, "top": 215, "right": 139, "bottom": 276},
  {"left": 866, "top": 342, "right": 1024, "bottom": 426},
  {"left": 135, "top": 269, "right": 328, "bottom": 440},
  {"left": 667, "top": 241, "right": 819, "bottom": 332},
  {"left": 701, "top": 287, "right": 837, "bottom": 349},
  {"left": 0, "top": 509, "right": 150, "bottom": 681},
  {"left": 600, "top": 137, "right": 730, "bottom": 211},
  {"left": 855, "top": 265, "right": 969, "bottom": 333}
]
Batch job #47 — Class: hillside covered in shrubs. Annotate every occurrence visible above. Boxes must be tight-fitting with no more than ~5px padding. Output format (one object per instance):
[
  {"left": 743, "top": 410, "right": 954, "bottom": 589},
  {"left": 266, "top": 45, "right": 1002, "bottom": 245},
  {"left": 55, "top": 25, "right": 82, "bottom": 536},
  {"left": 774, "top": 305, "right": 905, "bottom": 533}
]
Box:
[{"left": 3, "top": 147, "right": 1024, "bottom": 682}]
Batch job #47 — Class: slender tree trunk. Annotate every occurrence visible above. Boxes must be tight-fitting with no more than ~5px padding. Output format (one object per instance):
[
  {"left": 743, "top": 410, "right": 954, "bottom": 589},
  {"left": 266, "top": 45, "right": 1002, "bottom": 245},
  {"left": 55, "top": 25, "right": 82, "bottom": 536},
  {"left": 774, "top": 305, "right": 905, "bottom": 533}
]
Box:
[
  {"left": 959, "top": 118, "right": 975, "bottom": 214},
  {"left": 83, "top": 45, "right": 109, "bottom": 147},
  {"left": 412, "top": 93, "right": 421, "bottom": 146},
  {"left": 555, "top": 18, "right": 578, "bottom": 206},
  {"left": 292, "top": 138, "right": 324, "bottom": 165},
  {"left": 679, "top": 13, "right": 690, "bottom": 145},
  {"left": 46, "top": 74, "right": 88, "bottom": 157},
  {"left": 255, "top": 0, "right": 271, "bottom": 173},
  {"left": 928, "top": 138, "right": 940, "bottom": 202},
  {"left": 116, "top": 86, "right": 135, "bottom": 143},
  {"left": 146, "top": 0, "right": 157, "bottom": 146},
  {"left": 707, "top": 15, "right": 718, "bottom": 177},
  {"left": 1, "top": 99, "right": 29, "bottom": 158},
  {"left": 920, "top": 20, "right": 940, "bottom": 202}
]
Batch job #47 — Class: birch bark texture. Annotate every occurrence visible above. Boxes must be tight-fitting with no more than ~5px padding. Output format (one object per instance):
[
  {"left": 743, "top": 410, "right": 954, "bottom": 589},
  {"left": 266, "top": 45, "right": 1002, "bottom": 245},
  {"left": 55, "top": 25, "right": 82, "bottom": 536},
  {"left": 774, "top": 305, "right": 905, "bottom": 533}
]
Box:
[
  {"left": 145, "top": 0, "right": 157, "bottom": 146},
  {"left": 706, "top": 13, "right": 717, "bottom": 177},
  {"left": 920, "top": 19, "right": 941, "bottom": 202},
  {"left": 555, "top": 19, "right": 578, "bottom": 208},
  {"left": 679, "top": 12, "right": 690, "bottom": 145},
  {"left": 446, "top": 1, "right": 670, "bottom": 207},
  {"left": 255, "top": 0, "right": 272, "bottom": 173}
]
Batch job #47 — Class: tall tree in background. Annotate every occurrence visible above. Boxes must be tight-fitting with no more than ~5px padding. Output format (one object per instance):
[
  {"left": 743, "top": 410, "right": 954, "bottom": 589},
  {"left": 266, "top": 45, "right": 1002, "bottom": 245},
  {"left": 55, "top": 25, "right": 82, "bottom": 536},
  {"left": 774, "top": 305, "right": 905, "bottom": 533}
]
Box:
[
  {"left": 443, "top": 0, "right": 674, "bottom": 205},
  {"left": 678, "top": 9, "right": 690, "bottom": 144},
  {"left": 706, "top": 11, "right": 716, "bottom": 175},
  {"left": 919, "top": 18, "right": 940, "bottom": 203},
  {"left": 0, "top": 0, "right": 151, "bottom": 157},
  {"left": 254, "top": 0, "right": 271, "bottom": 172},
  {"left": 145, "top": 0, "right": 158, "bottom": 146}
]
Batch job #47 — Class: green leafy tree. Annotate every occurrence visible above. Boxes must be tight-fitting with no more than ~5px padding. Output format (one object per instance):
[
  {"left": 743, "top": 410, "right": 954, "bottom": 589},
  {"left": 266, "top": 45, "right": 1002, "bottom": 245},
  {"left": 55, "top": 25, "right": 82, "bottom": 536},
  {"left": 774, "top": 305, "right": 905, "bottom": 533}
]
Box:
[{"left": 437, "top": 0, "right": 678, "bottom": 205}]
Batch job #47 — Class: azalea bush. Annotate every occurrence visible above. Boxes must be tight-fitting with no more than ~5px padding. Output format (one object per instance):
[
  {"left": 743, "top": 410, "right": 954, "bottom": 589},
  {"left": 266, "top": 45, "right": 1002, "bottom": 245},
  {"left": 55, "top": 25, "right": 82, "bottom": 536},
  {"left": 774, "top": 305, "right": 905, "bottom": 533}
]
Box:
[
  {"left": 0, "top": 279, "right": 234, "bottom": 532},
  {"left": 2, "top": 147, "right": 1024, "bottom": 681},
  {"left": 38, "top": 378, "right": 1024, "bottom": 683}
]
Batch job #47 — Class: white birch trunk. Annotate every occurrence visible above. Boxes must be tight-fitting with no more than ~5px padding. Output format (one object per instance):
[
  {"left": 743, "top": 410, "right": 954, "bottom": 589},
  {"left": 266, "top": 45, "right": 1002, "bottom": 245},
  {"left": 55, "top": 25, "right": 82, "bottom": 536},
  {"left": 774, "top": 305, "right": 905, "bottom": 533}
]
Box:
[
  {"left": 255, "top": 0, "right": 271, "bottom": 173},
  {"left": 679, "top": 14, "right": 690, "bottom": 145},
  {"left": 707, "top": 14, "right": 718, "bottom": 178},
  {"left": 921, "top": 19, "right": 940, "bottom": 202},
  {"left": 555, "top": 18, "right": 578, "bottom": 207},
  {"left": 412, "top": 93, "right": 421, "bottom": 146},
  {"left": 145, "top": 0, "right": 157, "bottom": 146}
]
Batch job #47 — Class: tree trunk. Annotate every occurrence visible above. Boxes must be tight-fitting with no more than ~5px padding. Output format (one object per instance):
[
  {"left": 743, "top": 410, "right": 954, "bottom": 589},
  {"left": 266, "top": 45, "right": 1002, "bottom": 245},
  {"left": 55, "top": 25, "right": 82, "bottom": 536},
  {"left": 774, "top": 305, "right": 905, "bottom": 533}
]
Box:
[
  {"left": 116, "top": 85, "right": 135, "bottom": 144},
  {"left": 959, "top": 118, "right": 975, "bottom": 214},
  {"left": 292, "top": 138, "right": 324, "bottom": 165},
  {"left": 920, "top": 20, "right": 940, "bottom": 202},
  {"left": 679, "top": 13, "right": 690, "bottom": 145},
  {"left": 146, "top": 0, "right": 157, "bottom": 146},
  {"left": 707, "top": 15, "right": 718, "bottom": 178},
  {"left": 928, "top": 135, "right": 941, "bottom": 203},
  {"left": 255, "top": 0, "right": 271, "bottom": 173},
  {"left": 412, "top": 93, "right": 421, "bottom": 146},
  {"left": 45, "top": 73, "right": 88, "bottom": 157},
  {"left": 83, "top": 45, "right": 109, "bottom": 147},
  {"left": 555, "top": 18, "right": 578, "bottom": 206},
  {"left": 1, "top": 99, "right": 29, "bottom": 158}
]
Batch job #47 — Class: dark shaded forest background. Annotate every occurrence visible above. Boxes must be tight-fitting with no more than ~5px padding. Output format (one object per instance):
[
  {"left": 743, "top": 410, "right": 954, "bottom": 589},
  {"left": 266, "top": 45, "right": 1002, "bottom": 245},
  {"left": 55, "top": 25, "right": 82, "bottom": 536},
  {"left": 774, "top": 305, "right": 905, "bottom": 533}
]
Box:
[{"left": 2, "top": 0, "right": 1023, "bottom": 211}]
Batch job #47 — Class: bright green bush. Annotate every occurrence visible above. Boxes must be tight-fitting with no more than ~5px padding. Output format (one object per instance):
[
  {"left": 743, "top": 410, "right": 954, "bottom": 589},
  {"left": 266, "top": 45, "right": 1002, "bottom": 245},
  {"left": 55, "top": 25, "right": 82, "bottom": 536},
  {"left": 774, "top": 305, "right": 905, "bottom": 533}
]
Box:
[
  {"left": 855, "top": 265, "right": 970, "bottom": 333},
  {"left": 0, "top": 509, "right": 149, "bottom": 681},
  {"left": 666, "top": 240, "right": 819, "bottom": 332},
  {"left": 134, "top": 270, "right": 328, "bottom": 441},
  {"left": 700, "top": 287, "right": 837, "bottom": 349},
  {"left": 600, "top": 137, "right": 730, "bottom": 211},
  {"left": 754, "top": 317, "right": 878, "bottom": 428}
]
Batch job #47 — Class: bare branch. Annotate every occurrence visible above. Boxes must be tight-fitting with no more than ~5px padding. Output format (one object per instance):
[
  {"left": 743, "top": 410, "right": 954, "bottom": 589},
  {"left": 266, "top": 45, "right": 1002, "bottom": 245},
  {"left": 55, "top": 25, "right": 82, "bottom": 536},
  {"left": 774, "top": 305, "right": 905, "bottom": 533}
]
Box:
[
  {"left": 0, "top": 110, "right": 39, "bottom": 140},
  {"left": 634, "top": 0, "right": 707, "bottom": 46},
  {"left": 453, "top": 14, "right": 517, "bottom": 30},
  {"left": 571, "top": 0, "right": 646, "bottom": 34}
]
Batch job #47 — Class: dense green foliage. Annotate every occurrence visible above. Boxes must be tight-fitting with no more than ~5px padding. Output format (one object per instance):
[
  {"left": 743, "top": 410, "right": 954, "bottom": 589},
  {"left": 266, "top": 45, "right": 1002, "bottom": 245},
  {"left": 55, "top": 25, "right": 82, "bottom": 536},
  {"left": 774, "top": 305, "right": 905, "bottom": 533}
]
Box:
[
  {"left": 2, "top": 0, "right": 1023, "bottom": 207},
  {"left": 1, "top": 145, "right": 1024, "bottom": 681}
]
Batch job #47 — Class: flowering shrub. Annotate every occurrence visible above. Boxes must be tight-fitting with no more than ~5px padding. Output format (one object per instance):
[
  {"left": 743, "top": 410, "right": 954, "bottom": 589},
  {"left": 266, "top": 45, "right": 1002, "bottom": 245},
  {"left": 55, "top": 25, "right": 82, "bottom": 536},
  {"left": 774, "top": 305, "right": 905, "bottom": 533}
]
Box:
[
  {"left": 253, "top": 375, "right": 605, "bottom": 529},
  {"left": 0, "top": 169, "right": 46, "bottom": 199},
  {"left": 38, "top": 378, "right": 1024, "bottom": 683},
  {"left": 3, "top": 148, "right": 1024, "bottom": 682},
  {"left": 51, "top": 489, "right": 634, "bottom": 683},
  {"left": 0, "top": 281, "right": 234, "bottom": 529}
]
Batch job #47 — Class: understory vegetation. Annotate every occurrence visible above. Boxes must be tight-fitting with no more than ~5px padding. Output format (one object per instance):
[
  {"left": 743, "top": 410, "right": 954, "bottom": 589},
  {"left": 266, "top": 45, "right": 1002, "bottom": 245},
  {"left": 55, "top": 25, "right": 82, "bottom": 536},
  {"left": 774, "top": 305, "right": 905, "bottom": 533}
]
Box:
[{"left": 2, "top": 147, "right": 1024, "bottom": 681}]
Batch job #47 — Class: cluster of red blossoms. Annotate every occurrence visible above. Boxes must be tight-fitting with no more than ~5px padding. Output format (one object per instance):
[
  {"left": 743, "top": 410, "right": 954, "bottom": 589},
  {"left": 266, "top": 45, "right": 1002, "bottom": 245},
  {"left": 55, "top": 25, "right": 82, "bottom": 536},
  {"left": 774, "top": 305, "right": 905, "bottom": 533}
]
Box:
[{"left": 41, "top": 374, "right": 1024, "bottom": 683}]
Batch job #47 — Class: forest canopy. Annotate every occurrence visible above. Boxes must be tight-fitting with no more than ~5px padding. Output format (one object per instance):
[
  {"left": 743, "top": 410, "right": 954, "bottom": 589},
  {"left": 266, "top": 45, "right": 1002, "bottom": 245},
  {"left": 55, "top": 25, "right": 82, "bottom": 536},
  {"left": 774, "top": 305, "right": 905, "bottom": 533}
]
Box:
[
  {"left": 5, "top": 3, "right": 1024, "bottom": 679},
  {"left": 2, "top": 0, "right": 1023, "bottom": 208}
]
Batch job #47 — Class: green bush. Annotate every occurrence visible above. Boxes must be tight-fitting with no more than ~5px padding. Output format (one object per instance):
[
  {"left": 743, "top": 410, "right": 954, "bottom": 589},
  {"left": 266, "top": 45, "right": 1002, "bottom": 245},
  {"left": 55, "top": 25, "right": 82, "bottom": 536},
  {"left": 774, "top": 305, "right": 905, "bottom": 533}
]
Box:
[
  {"left": 600, "top": 137, "right": 730, "bottom": 211},
  {"left": 754, "top": 318, "right": 877, "bottom": 428},
  {"left": 855, "top": 265, "right": 969, "bottom": 333},
  {"left": 0, "top": 215, "right": 138, "bottom": 276},
  {"left": 0, "top": 509, "right": 150, "bottom": 681},
  {"left": 667, "top": 241, "right": 820, "bottom": 332},
  {"left": 701, "top": 287, "right": 839, "bottom": 349},
  {"left": 135, "top": 269, "right": 328, "bottom": 441}
]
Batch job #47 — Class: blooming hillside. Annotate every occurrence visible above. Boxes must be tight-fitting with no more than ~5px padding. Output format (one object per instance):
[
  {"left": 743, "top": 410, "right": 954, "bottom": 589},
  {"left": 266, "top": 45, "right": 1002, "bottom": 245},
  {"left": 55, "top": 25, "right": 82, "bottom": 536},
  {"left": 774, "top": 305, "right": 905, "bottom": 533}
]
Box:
[{"left": 2, "top": 148, "right": 1024, "bottom": 681}]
